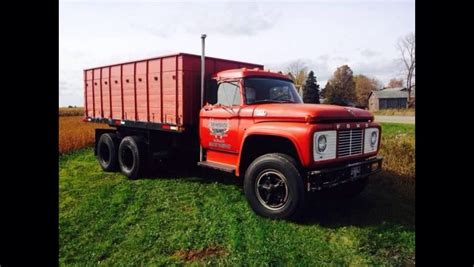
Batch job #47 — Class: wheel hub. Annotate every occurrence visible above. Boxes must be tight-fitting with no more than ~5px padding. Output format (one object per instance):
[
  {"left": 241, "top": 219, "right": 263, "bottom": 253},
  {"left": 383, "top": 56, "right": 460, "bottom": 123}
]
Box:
[{"left": 255, "top": 170, "right": 289, "bottom": 210}]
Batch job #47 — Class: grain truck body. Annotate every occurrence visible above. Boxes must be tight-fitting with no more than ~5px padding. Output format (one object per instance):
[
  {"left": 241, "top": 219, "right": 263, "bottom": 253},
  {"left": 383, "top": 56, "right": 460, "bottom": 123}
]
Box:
[
  {"left": 84, "top": 53, "right": 262, "bottom": 131},
  {"left": 85, "top": 50, "right": 383, "bottom": 220}
]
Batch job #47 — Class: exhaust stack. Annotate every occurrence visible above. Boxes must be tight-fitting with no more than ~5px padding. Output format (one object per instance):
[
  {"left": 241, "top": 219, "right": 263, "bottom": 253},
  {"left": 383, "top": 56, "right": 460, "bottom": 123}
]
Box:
[
  {"left": 201, "top": 34, "right": 206, "bottom": 108},
  {"left": 200, "top": 34, "right": 206, "bottom": 163}
]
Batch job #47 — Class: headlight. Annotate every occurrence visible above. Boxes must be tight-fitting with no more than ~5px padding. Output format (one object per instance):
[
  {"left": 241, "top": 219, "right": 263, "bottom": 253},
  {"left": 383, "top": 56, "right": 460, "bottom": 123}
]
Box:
[
  {"left": 370, "top": 131, "right": 377, "bottom": 147},
  {"left": 364, "top": 128, "right": 379, "bottom": 153},
  {"left": 317, "top": 135, "right": 327, "bottom": 152},
  {"left": 313, "top": 131, "right": 336, "bottom": 161}
]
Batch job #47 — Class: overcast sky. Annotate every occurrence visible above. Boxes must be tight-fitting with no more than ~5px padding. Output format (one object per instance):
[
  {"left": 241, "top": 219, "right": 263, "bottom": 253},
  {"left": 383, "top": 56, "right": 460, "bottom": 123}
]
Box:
[{"left": 59, "top": 0, "right": 415, "bottom": 106}]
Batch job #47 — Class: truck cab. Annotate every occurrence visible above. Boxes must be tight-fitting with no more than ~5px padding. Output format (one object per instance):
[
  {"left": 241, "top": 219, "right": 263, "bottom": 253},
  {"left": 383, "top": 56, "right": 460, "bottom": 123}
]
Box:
[{"left": 198, "top": 68, "right": 383, "bottom": 219}]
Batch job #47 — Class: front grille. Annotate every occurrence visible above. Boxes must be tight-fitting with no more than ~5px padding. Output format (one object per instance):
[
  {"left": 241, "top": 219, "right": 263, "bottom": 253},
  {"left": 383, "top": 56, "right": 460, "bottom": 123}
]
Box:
[{"left": 337, "top": 129, "right": 363, "bottom": 157}]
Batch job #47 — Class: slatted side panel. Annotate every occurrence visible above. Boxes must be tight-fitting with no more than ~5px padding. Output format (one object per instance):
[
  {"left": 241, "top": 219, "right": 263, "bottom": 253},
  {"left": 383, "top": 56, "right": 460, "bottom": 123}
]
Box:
[
  {"left": 148, "top": 59, "right": 162, "bottom": 123},
  {"left": 136, "top": 61, "right": 148, "bottom": 122},
  {"left": 182, "top": 71, "right": 200, "bottom": 126},
  {"left": 93, "top": 69, "right": 102, "bottom": 117},
  {"left": 85, "top": 54, "right": 263, "bottom": 127},
  {"left": 177, "top": 56, "right": 184, "bottom": 125},
  {"left": 162, "top": 57, "right": 177, "bottom": 125},
  {"left": 101, "top": 67, "right": 111, "bottom": 118},
  {"left": 122, "top": 63, "right": 135, "bottom": 120},
  {"left": 85, "top": 70, "right": 94, "bottom": 117},
  {"left": 110, "top": 66, "right": 123, "bottom": 119}
]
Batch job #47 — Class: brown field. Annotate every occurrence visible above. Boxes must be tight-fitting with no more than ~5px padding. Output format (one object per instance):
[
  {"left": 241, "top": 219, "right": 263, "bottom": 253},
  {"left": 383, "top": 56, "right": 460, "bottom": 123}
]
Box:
[
  {"left": 59, "top": 116, "right": 109, "bottom": 154},
  {"left": 59, "top": 107, "right": 84, "bottom": 117}
]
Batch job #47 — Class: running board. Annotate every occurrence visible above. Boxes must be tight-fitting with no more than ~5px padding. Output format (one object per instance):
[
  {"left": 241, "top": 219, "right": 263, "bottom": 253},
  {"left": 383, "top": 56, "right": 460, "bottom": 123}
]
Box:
[{"left": 197, "top": 161, "right": 236, "bottom": 173}]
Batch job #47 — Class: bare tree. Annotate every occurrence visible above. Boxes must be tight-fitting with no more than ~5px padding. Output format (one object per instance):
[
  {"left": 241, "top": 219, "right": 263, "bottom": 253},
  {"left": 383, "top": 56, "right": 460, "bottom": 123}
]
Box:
[
  {"left": 286, "top": 59, "right": 309, "bottom": 95},
  {"left": 397, "top": 32, "right": 415, "bottom": 105},
  {"left": 387, "top": 78, "right": 404, "bottom": 88}
]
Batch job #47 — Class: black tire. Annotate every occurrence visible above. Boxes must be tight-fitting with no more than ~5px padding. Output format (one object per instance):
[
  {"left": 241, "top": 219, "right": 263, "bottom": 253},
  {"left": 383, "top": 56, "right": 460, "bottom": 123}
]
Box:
[
  {"left": 118, "top": 136, "right": 147, "bottom": 179},
  {"left": 243, "top": 153, "right": 306, "bottom": 220},
  {"left": 97, "top": 133, "right": 120, "bottom": 172}
]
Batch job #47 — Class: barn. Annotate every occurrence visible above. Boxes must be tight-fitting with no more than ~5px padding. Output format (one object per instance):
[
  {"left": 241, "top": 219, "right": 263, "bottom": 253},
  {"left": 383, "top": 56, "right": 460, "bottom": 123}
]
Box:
[{"left": 368, "top": 87, "right": 412, "bottom": 111}]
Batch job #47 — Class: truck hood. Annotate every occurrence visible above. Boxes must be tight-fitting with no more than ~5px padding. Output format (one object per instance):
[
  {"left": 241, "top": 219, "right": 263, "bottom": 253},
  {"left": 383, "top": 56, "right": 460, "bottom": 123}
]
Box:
[{"left": 252, "top": 103, "right": 374, "bottom": 123}]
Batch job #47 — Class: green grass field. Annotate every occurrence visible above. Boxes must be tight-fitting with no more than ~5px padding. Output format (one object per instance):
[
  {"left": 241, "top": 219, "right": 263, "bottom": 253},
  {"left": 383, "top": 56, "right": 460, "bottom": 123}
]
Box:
[{"left": 59, "top": 123, "right": 415, "bottom": 266}]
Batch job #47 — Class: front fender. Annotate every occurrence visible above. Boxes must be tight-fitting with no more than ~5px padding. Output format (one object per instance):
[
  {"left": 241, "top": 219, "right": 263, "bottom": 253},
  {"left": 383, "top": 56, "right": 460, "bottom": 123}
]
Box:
[{"left": 237, "top": 122, "right": 334, "bottom": 174}]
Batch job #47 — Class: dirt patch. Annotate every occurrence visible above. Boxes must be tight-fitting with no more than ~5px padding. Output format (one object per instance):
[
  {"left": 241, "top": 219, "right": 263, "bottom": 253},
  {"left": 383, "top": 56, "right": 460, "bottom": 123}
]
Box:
[{"left": 173, "top": 246, "right": 228, "bottom": 261}]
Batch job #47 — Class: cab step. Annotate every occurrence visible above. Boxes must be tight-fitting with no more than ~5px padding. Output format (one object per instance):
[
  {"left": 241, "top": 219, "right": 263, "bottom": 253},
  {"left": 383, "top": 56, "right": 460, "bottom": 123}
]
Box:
[{"left": 197, "top": 161, "right": 236, "bottom": 173}]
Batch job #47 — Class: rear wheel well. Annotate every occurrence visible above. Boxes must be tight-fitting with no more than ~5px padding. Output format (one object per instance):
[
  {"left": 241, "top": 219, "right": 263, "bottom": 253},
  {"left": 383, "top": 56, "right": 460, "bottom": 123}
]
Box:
[{"left": 239, "top": 135, "right": 301, "bottom": 176}]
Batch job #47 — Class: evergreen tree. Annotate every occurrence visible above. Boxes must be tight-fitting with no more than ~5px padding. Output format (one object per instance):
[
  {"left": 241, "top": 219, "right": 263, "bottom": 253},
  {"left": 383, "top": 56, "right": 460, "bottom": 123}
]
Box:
[{"left": 302, "top": 71, "right": 320, "bottom": 104}]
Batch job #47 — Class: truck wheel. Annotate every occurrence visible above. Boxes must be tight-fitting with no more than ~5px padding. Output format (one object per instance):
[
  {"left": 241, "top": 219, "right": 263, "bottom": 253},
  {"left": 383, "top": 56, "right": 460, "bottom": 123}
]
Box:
[
  {"left": 118, "top": 136, "right": 147, "bottom": 179},
  {"left": 97, "top": 133, "right": 119, "bottom": 172},
  {"left": 244, "top": 153, "right": 306, "bottom": 220}
]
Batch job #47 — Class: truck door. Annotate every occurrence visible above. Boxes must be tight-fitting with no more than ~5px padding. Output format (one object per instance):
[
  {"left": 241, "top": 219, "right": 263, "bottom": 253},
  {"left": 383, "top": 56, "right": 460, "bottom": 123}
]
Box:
[{"left": 200, "top": 80, "right": 242, "bottom": 154}]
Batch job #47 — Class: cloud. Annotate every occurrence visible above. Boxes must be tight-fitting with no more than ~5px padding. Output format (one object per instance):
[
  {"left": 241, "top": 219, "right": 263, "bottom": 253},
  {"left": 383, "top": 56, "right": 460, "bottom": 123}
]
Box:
[
  {"left": 60, "top": 0, "right": 416, "bottom": 3},
  {"left": 265, "top": 56, "right": 333, "bottom": 86},
  {"left": 59, "top": 79, "right": 80, "bottom": 95},
  {"left": 351, "top": 58, "right": 403, "bottom": 80},
  {"left": 200, "top": 3, "right": 278, "bottom": 36},
  {"left": 59, "top": 1, "right": 414, "bottom": 106},
  {"left": 331, "top": 56, "right": 349, "bottom": 62},
  {"left": 318, "top": 55, "right": 329, "bottom": 61},
  {"left": 130, "top": 2, "right": 278, "bottom": 37},
  {"left": 360, "top": 48, "right": 378, "bottom": 58},
  {"left": 59, "top": 77, "right": 84, "bottom": 106}
]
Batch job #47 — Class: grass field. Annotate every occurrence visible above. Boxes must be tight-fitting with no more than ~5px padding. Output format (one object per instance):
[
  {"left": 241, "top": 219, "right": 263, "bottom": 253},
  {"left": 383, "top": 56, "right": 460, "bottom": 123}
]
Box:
[
  {"left": 59, "top": 121, "right": 415, "bottom": 265},
  {"left": 378, "top": 123, "right": 415, "bottom": 198}
]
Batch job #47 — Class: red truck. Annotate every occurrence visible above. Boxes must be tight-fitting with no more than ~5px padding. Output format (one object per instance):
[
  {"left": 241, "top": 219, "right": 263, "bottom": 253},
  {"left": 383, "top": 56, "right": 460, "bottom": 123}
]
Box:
[{"left": 84, "top": 36, "right": 383, "bottom": 219}]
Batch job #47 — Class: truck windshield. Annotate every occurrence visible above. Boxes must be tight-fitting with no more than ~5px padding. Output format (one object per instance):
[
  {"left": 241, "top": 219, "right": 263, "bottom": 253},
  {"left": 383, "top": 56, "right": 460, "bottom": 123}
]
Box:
[{"left": 243, "top": 77, "right": 303, "bottom": 104}]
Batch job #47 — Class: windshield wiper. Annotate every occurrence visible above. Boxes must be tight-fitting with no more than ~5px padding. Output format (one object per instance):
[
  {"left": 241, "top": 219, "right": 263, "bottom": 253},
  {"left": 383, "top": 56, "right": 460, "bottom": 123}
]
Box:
[{"left": 251, "top": 99, "right": 294, "bottom": 104}]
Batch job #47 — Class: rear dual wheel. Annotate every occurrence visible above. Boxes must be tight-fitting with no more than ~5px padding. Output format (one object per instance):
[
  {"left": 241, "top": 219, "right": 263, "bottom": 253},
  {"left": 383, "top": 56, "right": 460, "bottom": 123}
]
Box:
[
  {"left": 118, "top": 136, "right": 147, "bottom": 179},
  {"left": 97, "top": 133, "right": 147, "bottom": 179}
]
